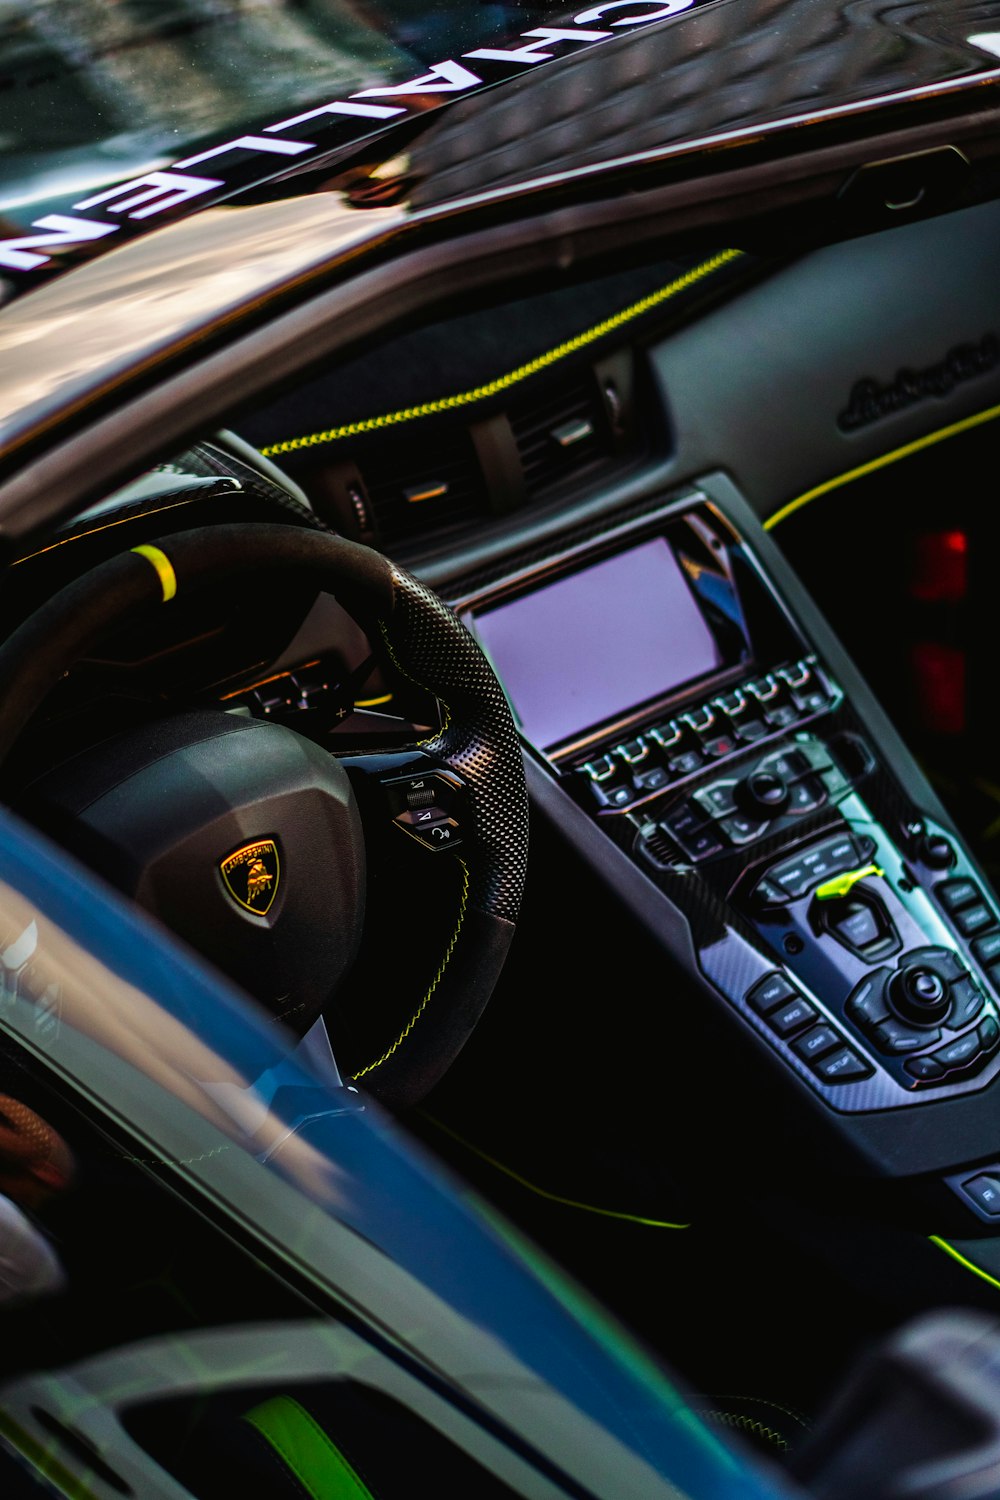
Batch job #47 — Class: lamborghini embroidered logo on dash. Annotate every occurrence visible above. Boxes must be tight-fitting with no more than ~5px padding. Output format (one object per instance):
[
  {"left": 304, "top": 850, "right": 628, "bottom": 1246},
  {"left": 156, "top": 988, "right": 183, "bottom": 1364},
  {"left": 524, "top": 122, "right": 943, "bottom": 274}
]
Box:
[{"left": 220, "top": 840, "right": 280, "bottom": 915}]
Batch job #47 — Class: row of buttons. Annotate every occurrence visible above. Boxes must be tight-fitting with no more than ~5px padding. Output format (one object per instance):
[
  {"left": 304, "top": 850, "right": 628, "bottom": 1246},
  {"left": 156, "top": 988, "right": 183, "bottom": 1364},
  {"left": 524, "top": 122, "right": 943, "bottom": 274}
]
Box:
[
  {"left": 660, "top": 738, "right": 849, "bottom": 861},
  {"left": 753, "top": 830, "right": 877, "bottom": 906},
  {"left": 936, "top": 878, "right": 1000, "bottom": 985},
  {"left": 746, "top": 973, "right": 872, "bottom": 1083},
  {"left": 580, "top": 658, "right": 833, "bottom": 812},
  {"left": 904, "top": 1014, "right": 1000, "bottom": 1083}
]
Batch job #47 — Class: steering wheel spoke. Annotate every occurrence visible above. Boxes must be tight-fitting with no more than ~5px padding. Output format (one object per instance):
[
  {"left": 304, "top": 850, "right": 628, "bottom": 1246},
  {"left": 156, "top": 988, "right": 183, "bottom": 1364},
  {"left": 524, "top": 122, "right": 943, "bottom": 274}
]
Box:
[{"left": 340, "top": 749, "right": 467, "bottom": 856}]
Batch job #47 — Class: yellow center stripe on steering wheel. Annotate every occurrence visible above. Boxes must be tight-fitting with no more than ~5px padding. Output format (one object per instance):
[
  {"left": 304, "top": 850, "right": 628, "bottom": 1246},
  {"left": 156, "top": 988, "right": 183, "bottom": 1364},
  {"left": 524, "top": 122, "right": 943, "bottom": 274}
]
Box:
[{"left": 130, "top": 544, "right": 178, "bottom": 602}]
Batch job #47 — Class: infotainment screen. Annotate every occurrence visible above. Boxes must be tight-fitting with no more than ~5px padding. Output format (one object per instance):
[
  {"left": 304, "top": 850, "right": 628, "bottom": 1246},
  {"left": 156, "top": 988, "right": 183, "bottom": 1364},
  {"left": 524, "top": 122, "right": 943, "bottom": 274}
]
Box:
[{"left": 467, "top": 536, "right": 724, "bottom": 750}]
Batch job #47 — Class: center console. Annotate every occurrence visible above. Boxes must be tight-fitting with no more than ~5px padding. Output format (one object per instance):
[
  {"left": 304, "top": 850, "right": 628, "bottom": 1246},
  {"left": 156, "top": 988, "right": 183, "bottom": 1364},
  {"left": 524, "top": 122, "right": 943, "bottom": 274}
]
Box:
[{"left": 454, "top": 486, "right": 1000, "bottom": 1228}]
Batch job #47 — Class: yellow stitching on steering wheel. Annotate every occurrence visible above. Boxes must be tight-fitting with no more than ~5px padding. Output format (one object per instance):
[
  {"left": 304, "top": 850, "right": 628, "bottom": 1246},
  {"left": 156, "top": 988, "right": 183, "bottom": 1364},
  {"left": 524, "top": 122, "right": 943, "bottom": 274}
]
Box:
[
  {"left": 352, "top": 858, "right": 469, "bottom": 1080},
  {"left": 376, "top": 617, "right": 452, "bottom": 744}
]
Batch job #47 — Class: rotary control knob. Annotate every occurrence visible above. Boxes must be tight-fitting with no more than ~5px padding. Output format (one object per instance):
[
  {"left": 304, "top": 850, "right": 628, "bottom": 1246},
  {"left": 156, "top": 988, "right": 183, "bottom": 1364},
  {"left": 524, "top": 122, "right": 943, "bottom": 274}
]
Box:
[
  {"left": 737, "top": 769, "right": 789, "bottom": 818},
  {"left": 890, "top": 964, "right": 950, "bottom": 1025}
]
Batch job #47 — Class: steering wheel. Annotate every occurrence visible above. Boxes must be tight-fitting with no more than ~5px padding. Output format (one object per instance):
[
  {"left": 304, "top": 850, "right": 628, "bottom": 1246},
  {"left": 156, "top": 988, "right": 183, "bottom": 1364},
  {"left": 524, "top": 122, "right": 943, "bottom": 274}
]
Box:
[{"left": 0, "top": 523, "right": 528, "bottom": 1109}]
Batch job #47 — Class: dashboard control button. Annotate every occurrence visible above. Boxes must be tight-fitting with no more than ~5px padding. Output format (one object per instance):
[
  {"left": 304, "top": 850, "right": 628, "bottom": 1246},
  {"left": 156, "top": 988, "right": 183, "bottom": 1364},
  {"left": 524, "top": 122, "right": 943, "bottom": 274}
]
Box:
[
  {"left": 905, "top": 1055, "right": 945, "bottom": 1081},
  {"left": 793, "top": 688, "right": 832, "bottom": 715},
  {"left": 719, "top": 812, "right": 769, "bottom": 846},
  {"left": 954, "top": 903, "right": 996, "bottom": 938},
  {"left": 972, "top": 930, "right": 1000, "bottom": 967},
  {"left": 768, "top": 996, "right": 819, "bottom": 1038},
  {"left": 932, "top": 1032, "right": 982, "bottom": 1071},
  {"left": 614, "top": 737, "right": 649, "bottom": 765},
  {"left": 765, "top": 704, "right": 799, "bottom": 729},
  {"left": 681, "top": 827, "right": 725, "bottom": 860},
  {"left": 960, "top": 1174, "right": 1000, "bottom": 1217},
  {"left": 979, "top": 1014, "right": 1000, "bottom": 1052},
  {"left": 762, "top": 748, "right": 811, "bottom": 779},
  {"left": 747, "top": 972, "right": 799, "bottom": 1015},
  {"left": 702, "top": 734, "right": 738, "bottom": 759},
  {"left": 633, "top": 764, "right": 670, "bottom": 793},
  {"left": 787, "top": 777, "right": 827, "bottom": 813},
  {"left": 649, "top": 722, "right": 683, "bottom": 752},
  {"left": 668, "top": 749, "right": 704, "bottom": 777},
  {"left": 778, "top": 660, "right": 812, "bottom": 690},
  {"left": 936, "top": 878, "right": 982, "bottom": 912},
  {"left": 905, "top": 945, "right": 965, "bottom": 983},
  {"left": 736, "top": 717, "right": 769, "bottom": 743},
  {"left": 874, "top": 1017, "right": 938, "bottom": 1054},
  {"left": 830, "top": 902, "right": 882, "bottom": 952},
  {"left": 822, "top": 891, "right": 898, "bottom": 960},
  {"left": 792, "top": 1024, "right": 842, "bottom": 1062},
  {"left": 762, "top": 833, "right": 863, "bottom": 904},
  {"left": 746, "top": 673, "right": 780, "bottom": 703},
  {"left": 738, "top": 769, "right": 789, "bottom": 817},
  {"left": 846, "top": 970, "right": 892, "bottom": 1030},
  {"left": 919, "top": 834, "right": 955, "bottom": 870},
  {"left": 582, "top": 754, "right": 617, "bottom": 783},
  {"left": 813, "top": 1046, "right": 872, "bottom": 1083},
  {"left": 948, "top": 976, "right": 986, "bottom": 1028},
  {"left": 680, "top": 706, "right": 716, "bottom": 736},
  {"left": 712, "top": 689, "right": 747, "bottom": 718},
  {"left": 662, "top": 802, "right": 704, "bottom": 839},
  {"left": 692, "top": 781, "right": 738, "bottom": 818},
  {"left": 596, "top": 783, "right": 635, "bottom": 809},
  {"left": 891, "top": 964, "right": 951, "bottom": 1025}
]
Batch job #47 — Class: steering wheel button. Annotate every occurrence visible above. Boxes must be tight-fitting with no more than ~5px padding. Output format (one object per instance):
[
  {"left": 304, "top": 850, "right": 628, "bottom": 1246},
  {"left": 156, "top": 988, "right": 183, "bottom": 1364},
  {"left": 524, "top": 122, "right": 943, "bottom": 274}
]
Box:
[
  {"left": 747, "top": 972, "right": 799, "bottom": 1015},
  {"left": 954, "top": 903, "right": 996, "bottom": 938},
  {"left": 792, "top": 1024, "right": 842, "bottom": 1061},
  {"left": 768, "top": 996, "right": 819, "bottom": 1038},
  {"left": 813, "top": 1046, "right": 872, "bottom": 1083}
]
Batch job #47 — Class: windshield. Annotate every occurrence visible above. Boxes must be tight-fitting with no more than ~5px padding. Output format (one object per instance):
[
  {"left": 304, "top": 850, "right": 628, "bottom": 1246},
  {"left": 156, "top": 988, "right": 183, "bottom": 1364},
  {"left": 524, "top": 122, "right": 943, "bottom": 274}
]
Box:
[{"left": 0, "top": 0, "right": 570, "bottom": 212}]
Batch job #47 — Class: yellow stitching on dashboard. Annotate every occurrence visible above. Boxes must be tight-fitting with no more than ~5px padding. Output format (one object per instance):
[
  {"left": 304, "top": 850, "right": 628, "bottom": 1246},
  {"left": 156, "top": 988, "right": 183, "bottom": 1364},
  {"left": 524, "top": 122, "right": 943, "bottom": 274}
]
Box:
[
  {"left": 352, "top": 859, "right": 469, "bottom": 1080},
  {"left": 764, "top": 400, "right": 1000, "bottom": 530},
  {"left": 260, "top": 251, "right": 745, "bottom": 457},
  {"left": 419, "top": 1113, "right": 691, "bottom": 1228}
]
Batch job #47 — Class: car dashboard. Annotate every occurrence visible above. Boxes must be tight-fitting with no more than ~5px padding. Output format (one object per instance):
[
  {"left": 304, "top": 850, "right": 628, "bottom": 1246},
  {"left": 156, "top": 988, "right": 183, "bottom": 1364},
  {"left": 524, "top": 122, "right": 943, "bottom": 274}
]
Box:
[{"left": 3, "top": 181, "right": 1000, "bottom": 1492}]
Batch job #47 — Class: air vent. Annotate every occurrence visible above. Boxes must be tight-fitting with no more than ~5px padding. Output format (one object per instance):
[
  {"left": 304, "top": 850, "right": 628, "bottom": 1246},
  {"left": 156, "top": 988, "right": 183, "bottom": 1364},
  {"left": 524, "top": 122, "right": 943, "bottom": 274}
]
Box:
[
  {"left": 360, "top": 430, "right": 488, "bottom": 547},
  {"left": 511, "top": 377, "right": 612, "bottom": 497}
]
